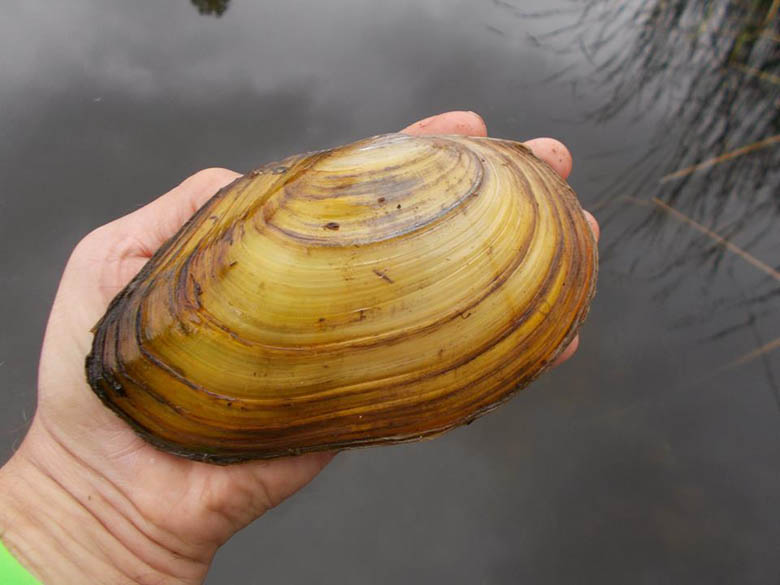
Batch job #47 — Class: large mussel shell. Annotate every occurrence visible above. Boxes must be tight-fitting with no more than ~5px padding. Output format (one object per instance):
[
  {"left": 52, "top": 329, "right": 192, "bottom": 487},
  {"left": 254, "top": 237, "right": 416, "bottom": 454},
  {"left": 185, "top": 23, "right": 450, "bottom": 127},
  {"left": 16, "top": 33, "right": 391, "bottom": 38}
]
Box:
[{"left": 86, "top": 133, "right": 598, "bottom": 463}]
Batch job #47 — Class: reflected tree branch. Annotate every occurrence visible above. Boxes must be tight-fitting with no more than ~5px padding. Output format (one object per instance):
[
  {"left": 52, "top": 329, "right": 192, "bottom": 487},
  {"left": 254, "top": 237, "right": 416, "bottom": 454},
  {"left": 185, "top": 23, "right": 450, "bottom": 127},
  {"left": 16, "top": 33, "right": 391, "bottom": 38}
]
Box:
[{"left": 190, "top": 0, "right": 230, "bottom": 17}]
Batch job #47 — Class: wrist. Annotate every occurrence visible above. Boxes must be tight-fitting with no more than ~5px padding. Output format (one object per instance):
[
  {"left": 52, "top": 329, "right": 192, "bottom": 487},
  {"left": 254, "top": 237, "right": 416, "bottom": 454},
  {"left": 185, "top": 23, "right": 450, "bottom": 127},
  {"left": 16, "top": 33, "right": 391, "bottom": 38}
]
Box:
[{"left": 0, "top": 422, "right": 210, "bottom": 585}]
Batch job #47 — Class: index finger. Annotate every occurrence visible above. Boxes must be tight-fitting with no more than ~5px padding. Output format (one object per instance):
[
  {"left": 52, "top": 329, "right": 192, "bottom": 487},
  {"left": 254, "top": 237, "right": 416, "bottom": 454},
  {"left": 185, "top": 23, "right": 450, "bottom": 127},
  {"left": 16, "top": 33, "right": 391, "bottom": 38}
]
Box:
[{"left": 401, "top": 111, "right": 488, "bottom": 137}]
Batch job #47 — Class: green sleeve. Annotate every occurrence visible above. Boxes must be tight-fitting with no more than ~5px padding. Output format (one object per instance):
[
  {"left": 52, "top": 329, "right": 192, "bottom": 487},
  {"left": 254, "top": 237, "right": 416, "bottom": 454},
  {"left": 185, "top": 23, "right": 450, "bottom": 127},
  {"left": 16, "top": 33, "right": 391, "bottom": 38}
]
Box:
[{"left": 0, "top": 540, "right": 43, "bottom": 585}]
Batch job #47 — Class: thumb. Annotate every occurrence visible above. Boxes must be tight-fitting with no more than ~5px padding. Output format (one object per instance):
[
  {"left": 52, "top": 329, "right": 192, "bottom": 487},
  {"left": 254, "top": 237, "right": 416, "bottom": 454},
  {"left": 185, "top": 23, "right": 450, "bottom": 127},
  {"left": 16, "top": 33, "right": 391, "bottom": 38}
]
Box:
[{"left": 118, "top": 167, "right": 241, "bottom": 256}]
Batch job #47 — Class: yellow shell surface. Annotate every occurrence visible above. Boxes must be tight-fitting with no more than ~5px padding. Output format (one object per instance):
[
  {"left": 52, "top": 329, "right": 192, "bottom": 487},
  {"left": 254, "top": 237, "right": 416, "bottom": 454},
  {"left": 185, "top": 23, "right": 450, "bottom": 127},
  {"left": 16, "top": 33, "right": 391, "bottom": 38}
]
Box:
[{"left": 86, "top": 133, "right": 598, "bottom": 462}]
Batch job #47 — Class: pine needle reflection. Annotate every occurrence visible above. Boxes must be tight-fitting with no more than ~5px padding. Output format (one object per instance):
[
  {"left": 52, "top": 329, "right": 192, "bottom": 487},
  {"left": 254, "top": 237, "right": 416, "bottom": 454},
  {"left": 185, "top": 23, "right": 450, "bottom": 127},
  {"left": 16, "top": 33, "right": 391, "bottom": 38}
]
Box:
[{"left": 498, "top": 0, "right": 780, "bottom": 390}]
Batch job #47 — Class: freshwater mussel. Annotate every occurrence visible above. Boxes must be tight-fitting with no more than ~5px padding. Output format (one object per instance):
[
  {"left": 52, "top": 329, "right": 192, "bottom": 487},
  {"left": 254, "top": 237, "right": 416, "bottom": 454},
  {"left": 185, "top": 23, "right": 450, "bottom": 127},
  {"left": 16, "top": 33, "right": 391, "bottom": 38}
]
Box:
[{"left": 86, "top": 133, "right": 598, "bottom": 463}]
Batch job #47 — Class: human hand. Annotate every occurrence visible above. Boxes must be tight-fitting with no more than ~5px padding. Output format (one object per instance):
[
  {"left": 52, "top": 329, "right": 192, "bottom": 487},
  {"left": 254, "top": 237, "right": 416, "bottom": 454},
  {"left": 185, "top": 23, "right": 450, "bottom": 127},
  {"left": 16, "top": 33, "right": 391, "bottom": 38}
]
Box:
[{"left": 0, "top": 111, "right": 598, "bottom": 585}]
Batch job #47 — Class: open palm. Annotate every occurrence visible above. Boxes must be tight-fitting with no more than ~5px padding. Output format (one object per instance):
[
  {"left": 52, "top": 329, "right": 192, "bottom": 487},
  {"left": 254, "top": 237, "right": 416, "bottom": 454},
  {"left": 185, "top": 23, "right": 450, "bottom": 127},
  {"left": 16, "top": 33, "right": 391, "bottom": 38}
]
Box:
[{"left": 11, "top": 111, "right": 597, "bottom": 584}]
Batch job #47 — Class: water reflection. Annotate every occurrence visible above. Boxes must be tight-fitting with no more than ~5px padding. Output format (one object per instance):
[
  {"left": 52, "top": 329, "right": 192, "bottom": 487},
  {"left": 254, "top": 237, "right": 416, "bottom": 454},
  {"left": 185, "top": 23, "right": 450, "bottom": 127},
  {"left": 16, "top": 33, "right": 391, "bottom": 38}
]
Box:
[
  {"left": 504, "top": 0, "right": 780, "bottom": 392},
  {"left": 1, "top": 1, "right": 778, "bottom": 582},
  {"left": 190, "top": 0, "right": 230, "bottom": 17}
]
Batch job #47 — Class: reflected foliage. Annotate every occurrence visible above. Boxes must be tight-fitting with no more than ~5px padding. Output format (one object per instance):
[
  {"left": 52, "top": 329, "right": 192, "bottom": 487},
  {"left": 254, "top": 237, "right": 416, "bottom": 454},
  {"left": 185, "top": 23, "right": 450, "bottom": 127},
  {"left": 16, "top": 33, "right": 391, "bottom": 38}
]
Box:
[
  {"left": 191, "top": 0, "right": 230, "bottom": 17},
  {"left": 513, "top": 0, "right": 780, "bottom": 244},
  {"left": 498, "top": 0, "right": 780, "bottom": 391}
]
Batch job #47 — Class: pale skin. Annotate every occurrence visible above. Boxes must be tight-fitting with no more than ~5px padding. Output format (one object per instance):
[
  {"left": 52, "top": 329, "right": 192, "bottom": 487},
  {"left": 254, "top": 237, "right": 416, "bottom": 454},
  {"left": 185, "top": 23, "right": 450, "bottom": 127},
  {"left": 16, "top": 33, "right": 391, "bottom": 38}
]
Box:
[{"left": 0, "top": 111, "right": 599, "bottom": 585}]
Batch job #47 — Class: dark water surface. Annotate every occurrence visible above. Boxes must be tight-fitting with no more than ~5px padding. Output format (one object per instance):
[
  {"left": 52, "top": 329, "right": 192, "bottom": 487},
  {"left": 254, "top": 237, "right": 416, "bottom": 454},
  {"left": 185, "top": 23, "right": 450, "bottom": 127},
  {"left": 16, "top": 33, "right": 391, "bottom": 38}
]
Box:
[{"left": 2, "top": 1, "right": 778, "bottom": 583}]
